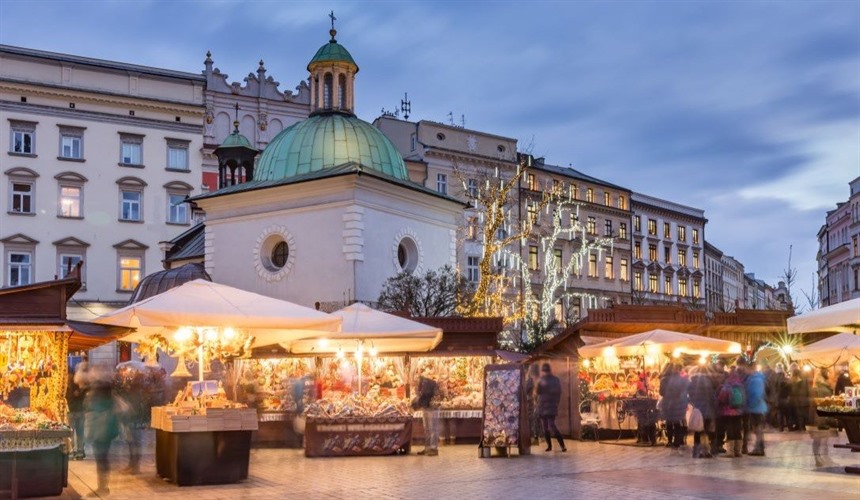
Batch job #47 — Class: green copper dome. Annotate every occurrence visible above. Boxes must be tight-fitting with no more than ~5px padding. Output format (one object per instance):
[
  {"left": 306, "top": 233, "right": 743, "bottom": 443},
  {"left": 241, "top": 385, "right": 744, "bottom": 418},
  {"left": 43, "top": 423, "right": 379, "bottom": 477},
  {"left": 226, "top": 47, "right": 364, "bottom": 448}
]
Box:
[
  {"left": 255, "top": 113, "right": 407, "bottom": 181},
  {"left": 219, "top": 130, "right": 253, "bottom": 149},
  {"left": 308, "top": 39, "right": 358, "bottom": 71}
]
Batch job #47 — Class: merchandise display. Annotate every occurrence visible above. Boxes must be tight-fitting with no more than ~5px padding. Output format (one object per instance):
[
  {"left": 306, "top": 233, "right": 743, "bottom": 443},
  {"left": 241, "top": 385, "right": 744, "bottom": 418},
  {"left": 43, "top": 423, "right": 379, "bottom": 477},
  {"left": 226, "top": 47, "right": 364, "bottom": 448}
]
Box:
[
  {"left": 304, "top": 394, "right": 411, "bottom": 419},
  {"left": 236, "top": 358, "right": 316, "bottom": 412},
  {"left": 482, "top": 367, "right": 522, "bottom": 448},
  {"left": 0, "top": 403, "right": 69, "bottom": 432},
  {"left": 411, "top": 356, "right": 490, "bottom": 410}
]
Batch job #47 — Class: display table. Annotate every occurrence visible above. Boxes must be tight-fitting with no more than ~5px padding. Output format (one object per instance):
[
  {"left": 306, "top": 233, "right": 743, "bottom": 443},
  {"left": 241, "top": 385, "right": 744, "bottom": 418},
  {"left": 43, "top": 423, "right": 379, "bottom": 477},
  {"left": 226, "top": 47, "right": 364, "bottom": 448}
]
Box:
[
  {"left": 0, "top": 429, "right": 71, "bottom": 498},
  {"left": 150, "top": 406, "right": 258, "bottom": 486},
  {"left": 304, "top": 416, "right": 412, "bottom": 457},
  {"left": 413, "top": 410, "right": 482, "bottom": 445},
  {"left": 817, "top": 409, "right": 860, "bottom": 475},
  {"left": 253, "top": 411, "right": 303, "bottom": 448}
]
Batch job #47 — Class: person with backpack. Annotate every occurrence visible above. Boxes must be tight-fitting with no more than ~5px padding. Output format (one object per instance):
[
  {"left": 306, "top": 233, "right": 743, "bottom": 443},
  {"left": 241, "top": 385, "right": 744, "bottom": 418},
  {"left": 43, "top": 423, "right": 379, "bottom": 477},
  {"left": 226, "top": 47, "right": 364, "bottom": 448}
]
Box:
[
  {"left": 742, "top": 361, "right": 767, "bottom": 456},
  {"left": 717, "top": 365, "right": 746, "bottom": 458}
]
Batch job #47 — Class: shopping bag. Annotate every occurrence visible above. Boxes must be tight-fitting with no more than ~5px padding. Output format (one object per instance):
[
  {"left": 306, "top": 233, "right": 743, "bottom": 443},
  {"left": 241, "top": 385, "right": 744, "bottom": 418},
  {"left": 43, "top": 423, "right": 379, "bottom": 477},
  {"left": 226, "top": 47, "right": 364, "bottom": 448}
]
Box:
[{"left": 687, "top": 406, "right": 704, "bottom": 432}]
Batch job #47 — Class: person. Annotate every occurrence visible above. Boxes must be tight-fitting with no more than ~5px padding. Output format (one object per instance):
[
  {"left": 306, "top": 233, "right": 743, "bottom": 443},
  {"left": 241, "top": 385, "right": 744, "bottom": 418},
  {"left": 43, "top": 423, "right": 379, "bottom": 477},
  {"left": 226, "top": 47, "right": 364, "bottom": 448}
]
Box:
[
  {"left": 536, "top": 363, "right": 566, "bottom": 452},
  {"left": 687, "top": 365, "right": 716, "bottom": 458},
  {"left": 114, "top": 377, "right": 143, "bottom": 475},
  {"left": 775, "top": 363, "right": 792, "bottom": 431},
  {"left": 413, "top": 370, "right": 439, "bottom": 456},
  {"left": 814, "top": 367, "right": 832, "bottom": 399},
  {"left": 66, "top": 374, "right": 87, "bottom": 460},
  {"left": 709, "top": 360, "right": 728, "bottom": 455},
  {"left": 789, "top": 366, "right": 810, "bottom": 430},
  {"left": 742, "top": 362, "right": 767, "bottom": 456},
  {"left": 834, "top": 364, "right": 852, "bottom": 395},
  {"left": 659, "top": 364, "right": 689, "bottom": 451},
  {"left": 716, "top": 365, "right": 746, "bottom": 458},
  {"left": 811, "top": 367, "right": 837, "bottom": 466},
  {"left": 82, "top": 365, "right": 119, "bottom": 497},
  {"left": 524, "top": 364, "right": 541, "bottom": 445}
]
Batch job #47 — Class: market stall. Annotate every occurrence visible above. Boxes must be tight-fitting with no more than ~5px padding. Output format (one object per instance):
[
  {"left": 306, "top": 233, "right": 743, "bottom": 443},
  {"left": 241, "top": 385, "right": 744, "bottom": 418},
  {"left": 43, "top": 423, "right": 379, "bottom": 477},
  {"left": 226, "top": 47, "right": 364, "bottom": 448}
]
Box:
[
  {"left": 816, "top": 390, "right": 860, "bottom": 475},
  {"left": 93, "top": 279, "right": 341, "bottom": 483}
]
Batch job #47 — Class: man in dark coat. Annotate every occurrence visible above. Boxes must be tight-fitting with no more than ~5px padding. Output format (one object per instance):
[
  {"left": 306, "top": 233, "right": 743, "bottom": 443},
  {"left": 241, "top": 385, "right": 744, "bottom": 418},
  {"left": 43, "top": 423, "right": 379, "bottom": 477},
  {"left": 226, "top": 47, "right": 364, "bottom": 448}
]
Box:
[
  {"left": 413, "top": 370, "right": 439, "bottom": 456},
  {"left": 537, "top": 363, "right": 566, "bottom": 452}
]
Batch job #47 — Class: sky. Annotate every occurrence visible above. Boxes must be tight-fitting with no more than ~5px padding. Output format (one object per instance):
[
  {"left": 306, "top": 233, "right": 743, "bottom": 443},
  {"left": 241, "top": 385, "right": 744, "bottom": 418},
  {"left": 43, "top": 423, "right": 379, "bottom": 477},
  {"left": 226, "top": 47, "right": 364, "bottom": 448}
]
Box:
[{"left": 1, "top": 0, "right": 858, "bottom": 304}]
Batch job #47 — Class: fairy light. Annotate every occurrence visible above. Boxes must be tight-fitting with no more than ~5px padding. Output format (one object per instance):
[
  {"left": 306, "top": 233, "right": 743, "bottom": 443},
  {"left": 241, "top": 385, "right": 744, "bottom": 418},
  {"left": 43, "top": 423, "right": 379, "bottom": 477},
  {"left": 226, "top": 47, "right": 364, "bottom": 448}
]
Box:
[{"left": 582, "top": 359, "right": 591, "bottom": 369}]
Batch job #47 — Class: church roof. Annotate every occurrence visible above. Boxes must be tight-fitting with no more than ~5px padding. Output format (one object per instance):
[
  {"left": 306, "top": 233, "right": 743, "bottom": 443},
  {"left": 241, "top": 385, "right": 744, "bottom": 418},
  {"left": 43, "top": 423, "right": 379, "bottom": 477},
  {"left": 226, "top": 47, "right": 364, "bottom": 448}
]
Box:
[
  {"left": 128, "top": 262, "right": 211, "bottom": 304},
  {"left": 255, "top": 113, "right": 407, "bottom": 181},
  {"left": 308, "top": 39, "right": 358, "bottom": 71},
  {"left": 219, "top": 130, "right": 254, "bottom": 149}
]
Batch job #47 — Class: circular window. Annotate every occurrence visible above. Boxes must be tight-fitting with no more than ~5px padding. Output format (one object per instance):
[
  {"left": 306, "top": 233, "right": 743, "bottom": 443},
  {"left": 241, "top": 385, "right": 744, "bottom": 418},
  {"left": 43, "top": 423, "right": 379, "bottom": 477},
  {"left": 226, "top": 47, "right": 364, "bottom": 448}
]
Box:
[
  {"left": 261, "top": 235, "right": 290, "bottom": 272},
  {"left": 497, "top": 145, "right": 506, "bottom": 153},
  {"left": 271, "top": 241, "right": 289, "bottom": 268},
  {"left": 254, "top": 224, "right": 295, "bottom": 282},
  {"left": 436, "top": 132, "right": 446, "bottom": 141},
  {"left": 397, "top": 237, "right": 419, "bottom": 273}
]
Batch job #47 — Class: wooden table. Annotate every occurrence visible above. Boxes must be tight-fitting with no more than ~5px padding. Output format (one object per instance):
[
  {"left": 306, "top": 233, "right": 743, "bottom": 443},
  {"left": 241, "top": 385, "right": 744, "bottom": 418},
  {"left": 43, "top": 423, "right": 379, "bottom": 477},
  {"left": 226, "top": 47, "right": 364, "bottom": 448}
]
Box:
[
  {"left": 155, "top": 429, "right": 252, "bottom": 486},
  {"left": 817, "top": 409, "right": 860, "bottom": 475}
]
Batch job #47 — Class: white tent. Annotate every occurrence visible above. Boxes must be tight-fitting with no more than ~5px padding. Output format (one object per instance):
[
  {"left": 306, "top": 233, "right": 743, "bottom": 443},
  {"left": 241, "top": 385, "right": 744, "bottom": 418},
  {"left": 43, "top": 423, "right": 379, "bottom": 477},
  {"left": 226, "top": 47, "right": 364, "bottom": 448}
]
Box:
[
  {"left": 578, "top": 329, "right": 743, "bottom": 358},
  {"left": 283, "top": 303, "right": 442, "bottom": 354},
  {"left": 792, "top": 332, "right": 860, "bottom": 362},
  {"left": 787, "top": 298, "right": 860, "bottom": 334},
  {"left": 92, "top": 279, "right": 341, "bottom": 344}
]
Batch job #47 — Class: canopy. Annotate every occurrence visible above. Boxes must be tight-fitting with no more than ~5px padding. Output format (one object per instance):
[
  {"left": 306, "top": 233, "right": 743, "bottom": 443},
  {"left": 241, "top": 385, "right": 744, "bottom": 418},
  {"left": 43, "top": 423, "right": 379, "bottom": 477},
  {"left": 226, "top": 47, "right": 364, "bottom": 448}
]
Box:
[
  {"left": 92, "top": 279, "right": 341, "bottom": 344},
  {"left": 578, "top": 329, "right": 743, "bottom": 358},
  {"left": 792, "top": 332, "right": 860, "bottom": 362},
  {"left": 787, "top": 298, "right": 860, "bottom": 334},
  {"left": 283, "top": 303, "right": 442, "bottom": 354}
]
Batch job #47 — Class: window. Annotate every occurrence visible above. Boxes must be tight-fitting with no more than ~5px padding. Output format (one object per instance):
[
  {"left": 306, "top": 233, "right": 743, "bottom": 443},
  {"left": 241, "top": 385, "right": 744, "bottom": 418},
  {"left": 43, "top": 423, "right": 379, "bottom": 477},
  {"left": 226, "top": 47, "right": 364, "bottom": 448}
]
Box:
[
  {"left": 619, "top": 223, "right": 627, "bottom": 239},
  {"left": 165, "top": 181, "right": 193, "bottom": 225},
  {"left": 59, "top": 254, "right": 82, "bottom": 278},
  {"left": 587, "top": 216, "right": 596, "bottom": 235},
  {"left": 665, "top": 276, "right": 672, "bottom": 295},
  {"left": 692, "top": 229, "right": 699, "bottom": 244},
  {"left": 467, "top": 178, "right": 477, "bottom": 198},
  {"left": 554, "top": 302, "right": 564, "bottom": 323},
  {"left": 436, "top": 173, "right": 447, "bottom": 194},
  {"left": 634, "top": 242, "right": 642, "bottom": 260},
  {"left": 648, "top": 219, "right": 657, "bottom": 236},
  {"left": 679, "top": 278, "right": 688, "bottom": 296},
  {"left": 586, "top": 188, "right": 594, "bottom": 203},
  {"left": 528, "top": 202, "right": 538, "bottom": 225},
  {"left": 526, "top": 173, "right": 536, "bottom": 191},
  {"left": 569, "top": 184, "right": 577, "bottom": 200},
  {"left": 664, "top": 247, "right": 671, "bottom": 264},
  {"left": 588, "top": 253, "right": 598, "bottom": 277},
  {"left": 466, "top": 256, "right": 480, "bottom": 283},
  {"left": 466, "top": 216, "right": 478, "bottom": 240},
  {"left": 678, "top": 249, "right": 687, "bottom": 267},
  {"left": 552, "top": 179, "right": 560, "bottom": 194},
  {"left": 605, "top": 256, "right": 614, "bottom": 279},
  {"left": 649, "top": 274, "right": 658, "bottom": 293},
  {"left": 693, "top": 280, "right": 701, "bottom": 299},
  {"left": 410, "top": 133, "right": 417, "bottom": 152},
  {"left": 59, "top": 186, "right": 82, "bottom": 217},
  {"left": 166, "top": 139, "right": 189, "bottom": 171},
  {"left": 664, "top": 222, "right": 671, "bottom": 239},
  {"left": 11, "top": 182, "right": 34, "bottom": 214},
  {"left": 59, "top": 126, "right": 84, "bottom": 160},
  {"left": 117, "top": 177, "right": 146, "bottom": 222},
  {"left": 529, "top": 245, "right": 538, "bottom": 270},
  {"left": 693, "top": 251, "right": 700, "bottom": 269},
  {"left": 604, "top": 219, "right": 613, "bottom": 237},
  {"left": 7, "top": 251, "right": 32, "bottom": 286},
  {"left": 634, "top": 215, "right": 641, "bottom": 232},
  {"left": 604, "top": 192, "right": 610, "bottom": 206},
  {"left": 620, "top": 258, "right": 628, "bottom": 281},
  {"left": 634, "top": 271, "right": 643, "bottom": 291},
  {"left": 338, "top": 74, "right": 347, "bottom": 109},
  {"left": 648, "top": 244, "right": 657, "bottom": 261},
  {"left": 119, "top": 133, "right": 143, "bottom": 166},
  {"left": 54, "top": 237, "right": 88, "bottom": 288},
  {"left": 10, "top": 121, "right": 36, "bottom": 155},
  {"left": 119, "top": 257, "right": 142, "bottom": 291},
  {"left": 618, "top": 195, "right": 626, "bottom": 210},
  {"left": 678, "top": 226, "right": 687, "bottom": 242},
  {"left": 553, "top": 248, "right": 563, "bottom": 270},
  {"left": 323, "top": 73, "right": 333, "bottom": 109}
]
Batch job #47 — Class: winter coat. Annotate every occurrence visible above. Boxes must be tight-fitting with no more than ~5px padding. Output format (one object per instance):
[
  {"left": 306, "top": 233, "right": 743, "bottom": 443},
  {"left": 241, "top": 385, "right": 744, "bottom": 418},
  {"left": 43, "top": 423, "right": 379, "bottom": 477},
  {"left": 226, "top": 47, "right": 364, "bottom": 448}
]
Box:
[
  {"left": 814, "top": 378, "right": 833, "bottom": 398},
  {"left": 717, "top": 372, "right": 746, "bottom": 417},
  {"left": 84, "top": 381, "right": 119, "bottom": 444},
  {"left": 790, "top": 374, "right": 810, "bottom": 409},
  {"left": 537, "top": 373, "right": 562, "bottom": 417},
  {"left": 745, "top": 371, "right": 768, "bottom": 415},
  {"left": 835, "top": 371, "right": 852, "bottom": 395},
  {"left": 687, "top": 373, "right": 717, "bottom": 420},
  {"left": 413, "top": 376, "right": 438, "bottom": 409},
  {"left": 659, "top": 373, "right": 690, "bottom": 422}
]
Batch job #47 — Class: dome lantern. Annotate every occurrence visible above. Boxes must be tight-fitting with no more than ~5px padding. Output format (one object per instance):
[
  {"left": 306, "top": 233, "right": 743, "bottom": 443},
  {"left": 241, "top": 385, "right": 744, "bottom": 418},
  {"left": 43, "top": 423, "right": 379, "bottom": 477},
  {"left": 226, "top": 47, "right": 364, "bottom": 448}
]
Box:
[{"left": 308, "top": 12, "right": 358, "bottom": 116}]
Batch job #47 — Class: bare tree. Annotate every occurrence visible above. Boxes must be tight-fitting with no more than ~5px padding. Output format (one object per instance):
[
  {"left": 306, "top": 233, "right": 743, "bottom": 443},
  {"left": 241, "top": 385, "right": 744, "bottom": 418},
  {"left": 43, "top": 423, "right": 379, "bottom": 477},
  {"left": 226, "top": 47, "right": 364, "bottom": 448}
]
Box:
[{"left": 376, "top": 265, "right": 467, "bottom": 317}]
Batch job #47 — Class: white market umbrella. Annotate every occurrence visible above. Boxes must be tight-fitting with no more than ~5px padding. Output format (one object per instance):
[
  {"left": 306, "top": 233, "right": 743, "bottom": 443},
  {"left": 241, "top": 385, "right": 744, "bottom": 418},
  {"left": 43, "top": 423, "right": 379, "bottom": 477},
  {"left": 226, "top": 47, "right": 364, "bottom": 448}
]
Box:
[
  {"left": 792, "top": 332, "right": 860, "bottom": 362},
  {"left": 92, "top": 279, "right": 341, "bottom": 344},
  {"left": 787, "top": 298, "right": 860, "bottom": 334},
  {"left": 578, "top": 329, "right": 743, "bottom": 358}
]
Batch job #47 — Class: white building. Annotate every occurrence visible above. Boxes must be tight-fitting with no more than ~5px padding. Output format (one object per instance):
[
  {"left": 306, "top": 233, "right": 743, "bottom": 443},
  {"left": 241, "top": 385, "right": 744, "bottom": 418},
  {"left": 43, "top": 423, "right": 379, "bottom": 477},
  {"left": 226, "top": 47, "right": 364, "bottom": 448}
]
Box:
[
  {"left": 0, "top": 45, "right": 205, "bottom": 316},
  {"left": 817, "top": 176, "right": 860, "bottom": 306},
  {"left": 721, "top": 254, "right": 745, "bottom": 311},
  {"left": 704, "top": 241, "right": 724, "bottom": 313}
]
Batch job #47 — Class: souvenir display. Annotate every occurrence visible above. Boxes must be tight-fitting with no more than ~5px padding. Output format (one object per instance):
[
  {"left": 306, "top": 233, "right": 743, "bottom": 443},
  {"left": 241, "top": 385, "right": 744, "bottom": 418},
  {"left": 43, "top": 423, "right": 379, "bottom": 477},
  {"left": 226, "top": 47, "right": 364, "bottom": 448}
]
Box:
[
  {"left": 304, "top": 394, "right": 411, "bottom": 419},
  {"left": 411, "top": 356, "right": 490, "bottom": 410},
  {"left": 319, "top": 356, "right": 406, "bottom": 399},
  {"left": 482, "top": 367, "right": 521, "bottom": 447},
  {"left": 1, "top": 333, "right": 56, "bottom": 398},
  {"left": 236, "top": 358, "right": 316, "bottom": 411},
  {"left": 0, "top": 403, "right": 69, "bottom": 431}
]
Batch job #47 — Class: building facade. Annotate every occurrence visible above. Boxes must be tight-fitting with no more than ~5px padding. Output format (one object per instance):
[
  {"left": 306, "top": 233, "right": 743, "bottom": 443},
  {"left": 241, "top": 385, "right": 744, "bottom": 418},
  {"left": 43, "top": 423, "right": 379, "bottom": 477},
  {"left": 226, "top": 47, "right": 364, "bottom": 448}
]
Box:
[
  {"left": 721, "top": 254, "right": 745, "bottom": 312},
  {"left": 0, "top": 45, "right": 205, "bottom": 316},
  {"left": 817, "top": 176, "right": 860, "bottom": 306},
  {"left": 704, "top": 241, "right": 724, "bottom": 313},
  {"left": 630, "top": 193, "right": 707, "bottom": 309}
]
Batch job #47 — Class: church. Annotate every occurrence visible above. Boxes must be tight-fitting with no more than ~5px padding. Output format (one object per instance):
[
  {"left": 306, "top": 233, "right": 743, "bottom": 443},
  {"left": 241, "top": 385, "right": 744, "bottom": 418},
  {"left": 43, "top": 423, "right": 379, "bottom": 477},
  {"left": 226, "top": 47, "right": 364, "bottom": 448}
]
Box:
[{"left": 186, "top": 25, "right": 465, "bottom": 309}]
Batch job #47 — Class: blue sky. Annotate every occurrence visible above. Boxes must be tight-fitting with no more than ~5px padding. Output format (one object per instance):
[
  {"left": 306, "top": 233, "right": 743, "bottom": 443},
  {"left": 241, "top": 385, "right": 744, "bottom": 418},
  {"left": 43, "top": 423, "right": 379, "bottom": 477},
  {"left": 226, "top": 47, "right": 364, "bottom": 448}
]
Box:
[{"left": 2, "top": 0, "right": 858, "bottom": 303}]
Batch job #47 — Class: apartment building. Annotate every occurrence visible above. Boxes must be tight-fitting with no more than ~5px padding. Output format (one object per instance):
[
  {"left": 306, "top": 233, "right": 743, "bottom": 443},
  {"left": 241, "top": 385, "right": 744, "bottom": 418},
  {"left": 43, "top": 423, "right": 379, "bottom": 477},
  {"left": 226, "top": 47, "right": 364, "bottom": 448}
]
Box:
[{"left": 817, "top": 176, "right": 860, "bottom": 306}]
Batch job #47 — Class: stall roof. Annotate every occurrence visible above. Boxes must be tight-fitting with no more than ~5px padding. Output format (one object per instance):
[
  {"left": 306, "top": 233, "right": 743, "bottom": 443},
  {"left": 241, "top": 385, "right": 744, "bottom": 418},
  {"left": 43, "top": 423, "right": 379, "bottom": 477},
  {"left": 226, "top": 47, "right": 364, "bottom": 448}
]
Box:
[{"left": 66, "top": 320, "right": 133, "bottom": 351}]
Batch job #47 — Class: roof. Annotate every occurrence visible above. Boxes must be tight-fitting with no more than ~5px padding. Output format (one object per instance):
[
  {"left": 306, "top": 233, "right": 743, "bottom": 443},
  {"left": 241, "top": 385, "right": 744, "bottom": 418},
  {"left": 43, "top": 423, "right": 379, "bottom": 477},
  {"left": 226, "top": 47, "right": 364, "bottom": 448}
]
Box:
[
  {"left": 307, "top": 38, "right": 358, "bottom": 71},
  {"left": 189, "top": 161, "right": 465, "bottom": 206},
  {"left": 128, "top": 262, "right": 211, "bottom": 304},
  {"left": 165, "top": 223, "right": 205, "bottom": 263},
  {"left": 255, "top": 113, "right": 408, "bottom": 181},
  {"left": 218, "top": 130, "right": 254, "bottom": 150},
  {"left": 534, "top": 161, "right": 629, "bottom": 192}
]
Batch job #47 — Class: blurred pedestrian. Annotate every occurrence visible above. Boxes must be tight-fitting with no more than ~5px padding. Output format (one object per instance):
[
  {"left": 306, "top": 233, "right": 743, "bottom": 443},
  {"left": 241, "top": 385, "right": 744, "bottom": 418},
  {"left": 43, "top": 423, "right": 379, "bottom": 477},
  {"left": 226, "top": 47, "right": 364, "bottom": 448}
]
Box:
[
  {"left": 413, "top": 369, "right": 439, "bottom": 456},
  {"left": 717, "top": 365, "right": 746, "bottom": 458},
  {"left": 66, "top": 373, "right": 87, "bottom": 460},
  {"left": 742, "top": 362, "right": 767, "bottom": 456},
  {"left": 524, "top": 363, "right": 541, "bottom": 445},
  {"left": 775, "top": 363, "right": 792, "bottom": 431},
  {"left": 82, "top": 365, "right": 119, "bottom": 497},
  {"left": 811, "top": 366, "right": 837, "bottom": 466},
  {"left": 710, "top": 360, "right": 728, "bottom": 455},
  {"left": 789, "top": 366, "right": 810, "bottom": 430},
  {"left": 834, "top": 364, "right": 852, "bottom": 395},
  {"left": 687, "top": 364, "right": 716, "bottom": 458},
  {"left": 537, "top": 363, "right": 566, "bottom": 452},
  {"left": 659, "top": 364, "right": 689, "bottom": 450}
]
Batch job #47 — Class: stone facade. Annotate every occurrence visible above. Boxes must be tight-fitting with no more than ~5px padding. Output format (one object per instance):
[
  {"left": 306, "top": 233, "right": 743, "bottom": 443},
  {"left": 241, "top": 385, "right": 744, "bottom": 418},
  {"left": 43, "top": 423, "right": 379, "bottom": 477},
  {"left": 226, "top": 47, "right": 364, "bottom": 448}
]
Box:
[{"left": 817, "top": 176, "right": 860, "bottom": 306}]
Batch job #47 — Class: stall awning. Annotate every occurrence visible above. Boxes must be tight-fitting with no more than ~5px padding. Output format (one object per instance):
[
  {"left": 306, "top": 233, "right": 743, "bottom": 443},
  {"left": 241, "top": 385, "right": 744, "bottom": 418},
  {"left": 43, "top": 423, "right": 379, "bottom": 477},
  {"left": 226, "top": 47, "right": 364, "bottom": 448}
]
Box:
[
  {"left": 66, "top": 320, "right": 133, "bottom": 351},
  {"left": 787, "top": 298, "right": 860, "bottom": 334}
]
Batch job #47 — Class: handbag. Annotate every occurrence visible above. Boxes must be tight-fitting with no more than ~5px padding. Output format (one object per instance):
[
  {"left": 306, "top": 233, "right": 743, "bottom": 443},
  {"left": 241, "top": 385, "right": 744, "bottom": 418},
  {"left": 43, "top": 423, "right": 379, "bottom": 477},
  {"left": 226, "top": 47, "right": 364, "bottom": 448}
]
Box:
[{"left": 687, "top": 406, "right": 704, "bottom": 432}]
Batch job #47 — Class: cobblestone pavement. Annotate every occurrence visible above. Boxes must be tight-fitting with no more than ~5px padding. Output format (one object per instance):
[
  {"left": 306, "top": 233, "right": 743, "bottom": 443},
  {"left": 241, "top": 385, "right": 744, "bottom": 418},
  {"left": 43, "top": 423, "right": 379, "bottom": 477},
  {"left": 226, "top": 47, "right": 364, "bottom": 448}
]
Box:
[{"left": 43, "top": 429, "right": 860, "bottom": 499}]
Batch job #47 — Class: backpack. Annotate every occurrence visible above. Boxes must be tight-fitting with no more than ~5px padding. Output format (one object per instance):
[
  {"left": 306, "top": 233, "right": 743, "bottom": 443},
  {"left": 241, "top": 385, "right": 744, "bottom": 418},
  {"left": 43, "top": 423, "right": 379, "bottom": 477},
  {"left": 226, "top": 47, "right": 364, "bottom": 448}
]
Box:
[{"left": 729, "top": 384, "right": 745, "bottom": 409}]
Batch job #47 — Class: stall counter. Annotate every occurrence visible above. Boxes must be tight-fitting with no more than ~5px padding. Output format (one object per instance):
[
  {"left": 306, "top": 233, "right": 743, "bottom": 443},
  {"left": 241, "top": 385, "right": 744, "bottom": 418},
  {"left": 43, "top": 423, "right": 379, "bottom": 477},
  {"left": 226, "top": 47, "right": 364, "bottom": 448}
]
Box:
[{"left": 0, "top": 428, "right": 71, "bottom": 498}]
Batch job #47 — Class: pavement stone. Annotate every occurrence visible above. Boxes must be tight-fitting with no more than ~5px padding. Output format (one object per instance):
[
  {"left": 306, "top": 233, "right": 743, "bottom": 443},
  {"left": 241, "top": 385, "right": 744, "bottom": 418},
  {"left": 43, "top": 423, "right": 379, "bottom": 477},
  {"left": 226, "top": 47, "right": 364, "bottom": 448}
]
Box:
[{"left": 32, "top": 428, "right": 860, "bottom": 499}]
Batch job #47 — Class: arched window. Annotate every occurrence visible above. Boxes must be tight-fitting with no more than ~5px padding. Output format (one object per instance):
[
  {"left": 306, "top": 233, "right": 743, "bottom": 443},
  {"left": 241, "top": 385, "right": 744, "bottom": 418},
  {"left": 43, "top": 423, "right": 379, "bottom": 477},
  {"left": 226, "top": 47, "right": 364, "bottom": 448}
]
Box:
[
  {"left": 323, "top": 73, "right": 333, "bottom": 109},
  {"left": 338, "top": 74, "right": 347, "bottom": 109},
  {"left": 313, "top": 77, "right": 319, "bottom": 109}
]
